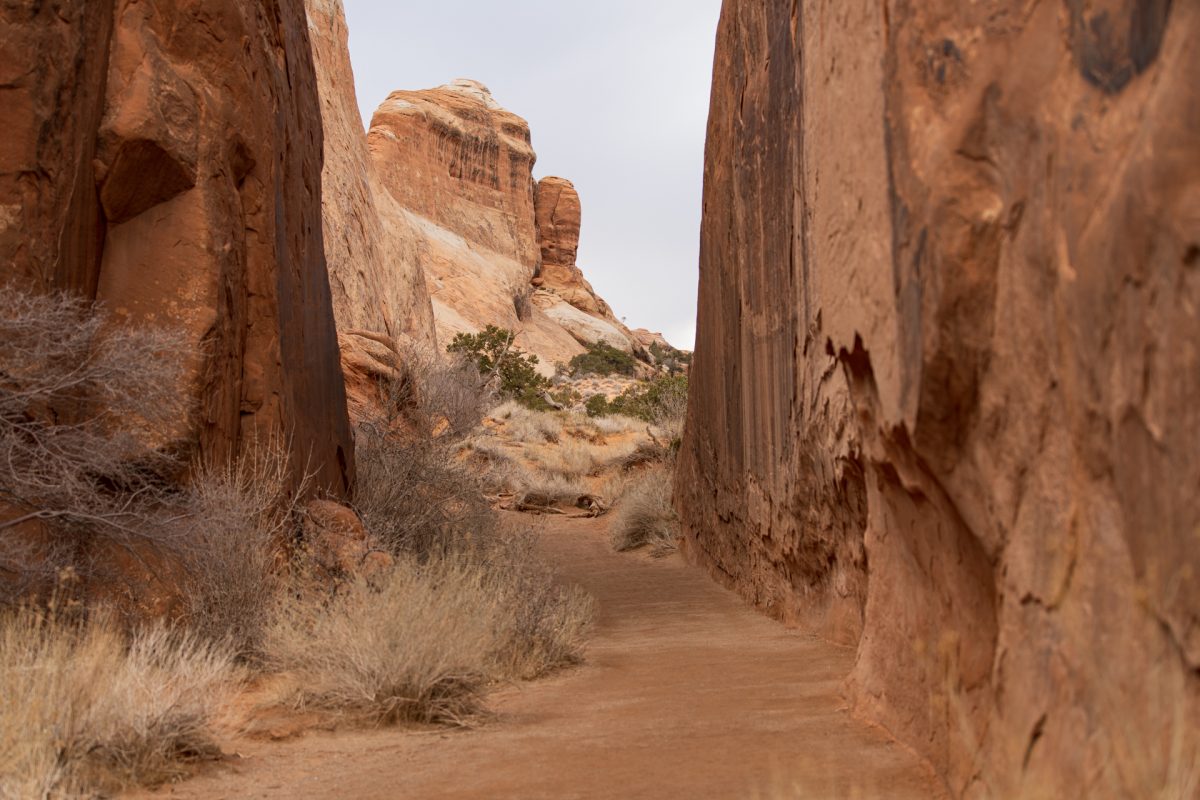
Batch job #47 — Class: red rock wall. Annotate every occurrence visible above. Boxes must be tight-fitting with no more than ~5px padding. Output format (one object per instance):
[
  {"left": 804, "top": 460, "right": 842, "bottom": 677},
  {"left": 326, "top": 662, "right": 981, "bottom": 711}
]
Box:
[
  {"left": 678, "top": 0, "right": 1199, "bottom": 795},
  {"left": 0, "top": 0, "right": 354, "bottom": 497}
]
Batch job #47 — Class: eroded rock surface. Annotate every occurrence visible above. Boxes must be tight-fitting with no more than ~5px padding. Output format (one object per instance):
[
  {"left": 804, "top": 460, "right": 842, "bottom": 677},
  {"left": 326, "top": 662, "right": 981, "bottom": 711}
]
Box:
[
  {"left": 305, "top": 0, "right": 436, "bottom": 421},
  {"left": 678, "top": 0, "right": 1199, "bottom": 795},
  {"left": 0, "top": 0, "right": 353, "bottom": 497},
  {"left": 367, "top": 81, "right": 640, "bottom": 373}
]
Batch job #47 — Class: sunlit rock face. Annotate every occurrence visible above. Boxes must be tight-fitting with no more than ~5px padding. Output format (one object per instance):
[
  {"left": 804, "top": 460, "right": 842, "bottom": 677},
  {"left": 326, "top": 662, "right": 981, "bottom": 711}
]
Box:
[
  {"left": 367, "top": 81, "right": 641, "bottom": 373},
  {"left": 0, "top": 0, "right": 354, "bottom": 497},
  {"left": 678, "top": 0, "right": 1199, "bottom": 795},
  {"left": 304, "top": 0, "right": 437, "bottom": 421}
]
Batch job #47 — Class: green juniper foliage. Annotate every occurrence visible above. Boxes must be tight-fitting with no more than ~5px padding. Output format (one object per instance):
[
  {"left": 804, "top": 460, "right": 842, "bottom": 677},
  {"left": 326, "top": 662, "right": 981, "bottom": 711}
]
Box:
[
  {"left": 568, "top": 341, "right": 638, "bottom": 377},
  {"left": 448, "top": 326, "right": 553, "bottom": 411}
]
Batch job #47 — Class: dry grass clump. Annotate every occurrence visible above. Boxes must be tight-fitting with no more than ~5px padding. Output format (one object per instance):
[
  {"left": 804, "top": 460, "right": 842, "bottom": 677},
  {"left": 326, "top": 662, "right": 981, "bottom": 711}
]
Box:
[
  {"left": 490, "top": 401, "right": 564, "bottom": 444},
  {"left": 261, "top": 415, "right": 597, "bottom": 728},
  {"left": 610, "top": 466, "right": 680, "bottom": 556},
  {"left": 589, "top": 414, "right": 644, "bottom": 436},
  {"left": 0, "top": 606, "right": 240, "bottom": 797},
  {"left": 262, "top": 542, "right": 593, "bottom": 726}
]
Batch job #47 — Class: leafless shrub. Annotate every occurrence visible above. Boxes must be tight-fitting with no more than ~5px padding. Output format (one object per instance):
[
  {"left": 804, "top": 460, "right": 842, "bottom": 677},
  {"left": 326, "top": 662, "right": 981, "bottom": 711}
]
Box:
[
  {"left": 381, "top": 345, "right": 494, "bottom": 441},
  {"left": 0, "top": 605, "right": 240, "bottom": 796},
  {"left": 0, "top": 285, "right": 190, "bottom": 558},
  {"left": 353, "top": 423, "right": 498, "bottom": 559},
  {"left": 610, "top": 465, "right": 680, "bottom": 556},
  {"left": 174, "top": 436, "right": 305, "bottom": 659}
]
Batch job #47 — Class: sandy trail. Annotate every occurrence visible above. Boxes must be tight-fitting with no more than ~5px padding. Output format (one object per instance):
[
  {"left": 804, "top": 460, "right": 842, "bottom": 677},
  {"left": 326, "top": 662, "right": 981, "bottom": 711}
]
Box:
[{"left": 148, "top": 517, "right": 940, "bottom": 799}]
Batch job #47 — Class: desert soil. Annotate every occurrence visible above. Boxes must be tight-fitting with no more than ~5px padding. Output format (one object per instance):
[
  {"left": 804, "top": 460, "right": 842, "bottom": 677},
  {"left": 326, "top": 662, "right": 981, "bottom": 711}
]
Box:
[{"left": 144, "top": 516, "right": 942, "bottom": 799}]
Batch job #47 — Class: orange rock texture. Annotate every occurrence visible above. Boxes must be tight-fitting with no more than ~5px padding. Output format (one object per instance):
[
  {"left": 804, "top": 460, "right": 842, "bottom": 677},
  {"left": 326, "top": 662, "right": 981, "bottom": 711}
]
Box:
[
  {"left": 0, "top": 0, "right": 353, "bottom": 497},
  {"left": 677, "top": 0, "right": 1199, "bottom": 795},
  {"left": 367, "top": 81, "right": 640, "bottom": 372},
  {"left": 304, "top": 0, "right": 436, "bottom": 420}
]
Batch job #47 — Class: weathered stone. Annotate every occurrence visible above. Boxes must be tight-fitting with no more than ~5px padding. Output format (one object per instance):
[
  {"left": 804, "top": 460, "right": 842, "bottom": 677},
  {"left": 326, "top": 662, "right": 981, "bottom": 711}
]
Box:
[
  {"left": 678, "top": 0, "right": 1199, "bottom": 795},
  {"left": 304, "top": 0, "right": 436, "bottom": 364},
  {"left": 0, "top": 0, "right": 355, "bottom": 498},
  {"left": 367, "top": 83, "right": 641, "bottom": 375}
]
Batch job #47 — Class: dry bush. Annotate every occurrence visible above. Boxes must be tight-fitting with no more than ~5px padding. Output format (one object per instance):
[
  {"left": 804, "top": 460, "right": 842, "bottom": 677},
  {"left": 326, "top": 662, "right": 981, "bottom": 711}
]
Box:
[
  {"left": 0, "top": 605, "right": 239, "bottom": 797},
  {"left": 386, "top": 345, "right": 494, "bottom": 440},
  {"left": 490, "top": 401, "right": 564, "bottom": 444},
  {"left": 515, "top": 471, "right": 592, "bottom": 510},
  {"left": 262, "top": 559, "right": 491, "bottom": 726},
  {"left": 174, "top": 436, "right": 304, "bottom": 659},
  {"left": 610, "top": 465, "right": 680, "bottom": 556},
  {"left": 354, "top": 426, "right": 496, "bottom": 558},
  {"left": 0, "top": 285, "right": 189, "bottom": 549},
  {"left": 262, "top": 543, "right": 593, "bottom": 726},
  {"left": 589, "top": 414, "right": 644, "bottom": 436}
]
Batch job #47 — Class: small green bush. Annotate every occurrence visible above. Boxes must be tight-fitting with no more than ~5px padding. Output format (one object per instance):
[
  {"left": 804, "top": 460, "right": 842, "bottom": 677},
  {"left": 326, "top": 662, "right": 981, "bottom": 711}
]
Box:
[
  {"left": 448, "top": 326, "right": 552, "bottom": 411},
  {"left": 594, "top": 375, "right": 689, "bottom": 424},
  {"left": 585, "top": 394, "right": 612, "bottom": 418},
  {"left": 569, "top": 341, "right": 638, "bottom": 377}
]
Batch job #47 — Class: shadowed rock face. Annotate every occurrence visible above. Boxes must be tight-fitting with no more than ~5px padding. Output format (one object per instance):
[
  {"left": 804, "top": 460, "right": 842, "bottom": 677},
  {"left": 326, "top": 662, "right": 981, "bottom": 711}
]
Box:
[
  {"left": 0, "top": 0, "right": 354, "bottom": 498},
  {"left": 678, "top": 0, "right": 1199, "bottom": 795}
]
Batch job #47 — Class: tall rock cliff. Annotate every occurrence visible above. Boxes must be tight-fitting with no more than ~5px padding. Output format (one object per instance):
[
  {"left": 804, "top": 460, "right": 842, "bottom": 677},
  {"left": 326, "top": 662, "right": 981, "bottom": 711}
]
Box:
[
  {"left": 304, "top": 0, "right": 436, "bottom": 418},
  {"left": 367, "top": 81, "right": 639, "bottom": 372},
  {"left": 678, "top": 0, "right": 1199, "bottom": 795},
  {"left": 0, "top": 0, "right": 353, "bottom": 497}
]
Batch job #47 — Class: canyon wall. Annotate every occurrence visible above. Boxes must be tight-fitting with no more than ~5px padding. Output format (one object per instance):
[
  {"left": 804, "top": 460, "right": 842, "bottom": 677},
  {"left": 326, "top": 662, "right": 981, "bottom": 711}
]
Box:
[
  {"left": 304, "top": 0, "right": 436, "bottom": 419},
  {"left": 678, "top": 0, "right": 1199, "bottom": 796},
  {"left": 367, "top": 81, "right": 640, "bottom": 373},
  {"left": 0, "top": 0, "right": 353, "bottom": 496}
]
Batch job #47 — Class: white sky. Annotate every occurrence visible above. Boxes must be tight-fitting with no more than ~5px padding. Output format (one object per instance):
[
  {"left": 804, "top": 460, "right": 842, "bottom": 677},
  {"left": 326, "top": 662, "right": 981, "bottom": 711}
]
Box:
[{"left": 342, "top": 1, "right": 722, "bottom": 349}]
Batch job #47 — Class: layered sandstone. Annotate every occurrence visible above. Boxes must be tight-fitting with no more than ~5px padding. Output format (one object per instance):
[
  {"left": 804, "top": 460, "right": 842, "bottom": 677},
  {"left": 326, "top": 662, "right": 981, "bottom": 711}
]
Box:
[
  {"left": 367, "top": 81, "right": 638, "bottom": 372},
  {"left": 304, "top": 0, "right": 436, "bottom": 419},
  {"left": 678, "top": 0, "right": 1199, "bottom": 796},
  {"left": 0, "top": 0, "right": 353, "bottom": 497}
]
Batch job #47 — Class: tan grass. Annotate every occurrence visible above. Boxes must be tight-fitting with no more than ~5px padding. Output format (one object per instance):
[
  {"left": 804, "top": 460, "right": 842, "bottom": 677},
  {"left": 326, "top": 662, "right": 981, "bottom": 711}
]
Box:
[
  {"left": 0, "top": 606, "right": 240, "bottom": 797},
  {"left": 261, "top": 544, "right": 594, "bottom": 727},
  {"left": 610, "top": 465, "right": 680, "bottom": 556}
]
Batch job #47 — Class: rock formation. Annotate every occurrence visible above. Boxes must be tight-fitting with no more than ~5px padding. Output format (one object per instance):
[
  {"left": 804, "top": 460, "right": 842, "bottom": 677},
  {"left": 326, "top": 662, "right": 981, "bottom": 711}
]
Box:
[
  {"left": 0, "top": 0, "right": 353, "bottom": 497},
  {"left": 304, "top": 0, "right": 436, "bottom": 419},
  {"left": 367, "top": 81, "right": 639, "bottom": 372},
  {"left": 678, "top": 0, "right": 1199, "bottom": 796}
]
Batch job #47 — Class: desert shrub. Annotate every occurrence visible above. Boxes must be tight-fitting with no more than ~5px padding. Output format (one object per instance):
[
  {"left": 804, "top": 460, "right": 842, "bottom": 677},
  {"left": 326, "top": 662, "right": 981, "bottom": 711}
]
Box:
[
  {"left": 354, "top": 424, "right": 495, "bottom": 559},
  {"left": 0, "top": 285, "right": 189, "bottom": 556},
  {"left": 648, "top": 341, "right": 693, "bottom": 375},
  {"left": 585, "top": 394, "right": 612, "bottom": 418},
  {"left": 384, "top": 344, "right": 494, "bottom": 440},
  {"left": 447, "top": 326, "right": 552, "bottom": 411},
  {"left": 491, "top": 401, "right": 564, "bottom": 444},
  {"left": 587, "top": 374, "right": 689, "bottom": 434},
  {"left": 549, "top": 385, "right": 582, "bottom": 409},
  {"left": 568, "top": 341, "right": 638, "bottom": 377},
  {"left": 610, "top": 466, "right": 680, "bottom": 556},
  {"left": 262, "top": 542, "right": 594, "bottom": 726},
  {"left": 0, "top": 606, "right": 239, "bottom": 796},
  {"left": 175, "top": 437, "right": 303, "bottom": 659}
]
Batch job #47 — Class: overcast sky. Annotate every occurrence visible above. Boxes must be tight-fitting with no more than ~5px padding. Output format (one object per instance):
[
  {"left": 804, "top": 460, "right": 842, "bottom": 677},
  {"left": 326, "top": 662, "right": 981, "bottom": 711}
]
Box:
[{"left": 342, "top": 1, "right": 722, "bottom": 349}]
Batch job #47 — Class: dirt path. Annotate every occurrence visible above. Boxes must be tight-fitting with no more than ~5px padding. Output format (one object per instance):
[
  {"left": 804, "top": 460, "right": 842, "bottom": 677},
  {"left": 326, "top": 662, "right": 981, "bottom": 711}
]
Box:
[{"left": 149, "top": 517, "right": 941, "bottom": 799}]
